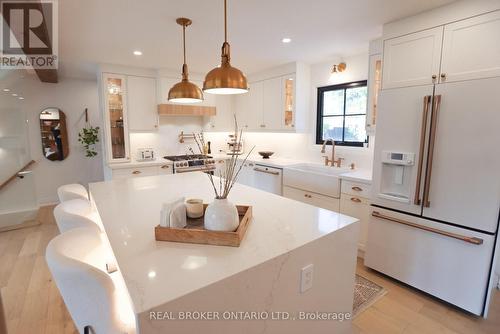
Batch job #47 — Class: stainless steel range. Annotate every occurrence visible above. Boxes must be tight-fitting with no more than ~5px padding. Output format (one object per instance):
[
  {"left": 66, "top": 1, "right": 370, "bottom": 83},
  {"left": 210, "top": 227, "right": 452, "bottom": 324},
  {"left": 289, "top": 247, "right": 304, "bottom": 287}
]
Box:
[{"left": 163, "top": 154, "right": 215, "bottom": 174}]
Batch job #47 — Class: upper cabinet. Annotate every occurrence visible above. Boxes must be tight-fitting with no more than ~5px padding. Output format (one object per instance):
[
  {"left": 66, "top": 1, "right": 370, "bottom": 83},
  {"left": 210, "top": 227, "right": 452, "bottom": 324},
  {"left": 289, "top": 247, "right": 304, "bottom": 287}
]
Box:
[
  {"left": 234, "top": 73, "right": 298, "bottom": 131},
  {"left": 440, "top": 10, "right": 500, "bottom": 83},
  {"left": 127, "top": 76, "right": 158, "bottom": 131},
  {"left": 102, "top": 73, "right": 130, "bottom": 163},
  {"left": 381, "top": 10, "right": 500, "bottom": 90},
  {"left": 382, "top": 27, "right": 443, "bottom": 89}
]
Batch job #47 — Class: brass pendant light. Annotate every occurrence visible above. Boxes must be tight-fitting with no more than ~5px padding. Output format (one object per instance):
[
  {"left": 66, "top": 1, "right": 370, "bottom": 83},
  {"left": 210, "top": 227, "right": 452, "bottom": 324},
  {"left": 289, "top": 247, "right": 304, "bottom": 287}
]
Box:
[
  {"left": 203, "top": 0, "right": 248, "bottom": 95},
  {"left": 168, "top": 18, "right": 204, "bottom": 103}
]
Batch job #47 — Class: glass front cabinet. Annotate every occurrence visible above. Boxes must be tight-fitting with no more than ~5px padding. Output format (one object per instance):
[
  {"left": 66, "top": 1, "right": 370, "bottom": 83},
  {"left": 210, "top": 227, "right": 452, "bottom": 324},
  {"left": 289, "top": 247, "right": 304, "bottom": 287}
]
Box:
[
  {"left": 283, "top": 75, "right": 295, "bottom": 128},
  {"left": 102, "top": 73, "right": 130, "bottom": 162}
]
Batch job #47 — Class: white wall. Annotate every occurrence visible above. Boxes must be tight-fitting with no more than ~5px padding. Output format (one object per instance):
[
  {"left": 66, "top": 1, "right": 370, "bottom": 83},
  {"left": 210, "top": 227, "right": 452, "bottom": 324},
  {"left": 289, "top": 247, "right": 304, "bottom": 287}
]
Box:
[{"left": 1, "top": 74, "right": 104, "bottom": 204}]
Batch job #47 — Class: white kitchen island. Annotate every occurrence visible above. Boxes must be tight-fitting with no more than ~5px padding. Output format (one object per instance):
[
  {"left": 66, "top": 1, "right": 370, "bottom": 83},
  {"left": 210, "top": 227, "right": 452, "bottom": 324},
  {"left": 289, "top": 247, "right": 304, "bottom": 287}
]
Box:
[{"left": 89, "top": 172, "right": 359, "bottom": 334}]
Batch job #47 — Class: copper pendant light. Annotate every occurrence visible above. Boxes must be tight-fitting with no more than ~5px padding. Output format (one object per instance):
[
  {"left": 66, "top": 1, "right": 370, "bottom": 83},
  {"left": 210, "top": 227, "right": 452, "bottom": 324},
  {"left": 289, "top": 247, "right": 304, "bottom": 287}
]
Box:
[
  {"left": 168, "top": 18, "right": 204, "bottom": 103},
  {"left": 203, "top": 0, "right": 248, "bottom": 95}
]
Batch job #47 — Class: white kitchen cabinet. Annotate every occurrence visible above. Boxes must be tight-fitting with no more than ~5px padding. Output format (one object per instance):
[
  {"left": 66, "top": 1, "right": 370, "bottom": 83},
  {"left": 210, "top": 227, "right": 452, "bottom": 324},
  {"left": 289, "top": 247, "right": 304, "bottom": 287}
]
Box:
[
  {"left": 440, "top": 10, "right": 500, "bottom": 83},
  {"left": 283, "top": 186, "right": 340, "bottom": 212},
  {"left": 111, "top": 166, "right": 159, "bottom": 180},
  {"left": 235, "top": 160, "right": 255, "bottom": 187},
  {"left": 382, "top": 26, "right": 443, "bottom": 89},
  {"left": 157, "top": 164, "right": 173, "bottom": 175},
  {"left": 102, "top": 73, "right": 131, "bottom": 163},
  {"left": 213, "top": 158, "right": 227, "bottom": 177},
  {"left": 109, "top": 164, "right": 173, "bottom": 180},
  {"left": 262, "top": 77, "right": 283, "bottom": 130},
  {"left": 235, "top": 81, "right": 263, "bottom": 130},
  {"left": 204, "top": 95, "right": 234, "bottom": 132},
  {"left": 339, "top": 192, "right": 370, "bottom": 252},
  {"left": 127, "top": 76, "right": 158, "bottom": 131}
]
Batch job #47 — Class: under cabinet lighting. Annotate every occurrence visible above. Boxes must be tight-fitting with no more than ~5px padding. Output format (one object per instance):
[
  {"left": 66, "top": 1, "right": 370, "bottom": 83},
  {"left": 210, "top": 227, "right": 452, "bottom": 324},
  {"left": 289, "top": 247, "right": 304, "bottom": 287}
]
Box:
[
  {"left": 282, "top": 37, "right": 292, "bottom": 43},
  {"left": 2, "top": 88, "right": 10, "bottom": 92},
  {"left": 133, "top": 50, "right": 143, "bottom": 56},
  {"left": 18, "top": 97, "right": 25, "bottom": 100},
  {"left": 11, "top": 93, "right": 18, "bottom": 97}
]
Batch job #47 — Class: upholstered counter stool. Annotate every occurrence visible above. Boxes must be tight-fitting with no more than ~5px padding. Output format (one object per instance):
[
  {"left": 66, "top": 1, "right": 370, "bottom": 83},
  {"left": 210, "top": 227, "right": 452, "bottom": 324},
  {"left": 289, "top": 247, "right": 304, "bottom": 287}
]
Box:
[
  {"left": 46, "top": 225, "right": 136, "bottom": 334},
  {"left": 53, "top": 199, "right": 101, "bottom": 233},
  {"left": 57, "top": 184, "right": 89, "bottom": 203}
]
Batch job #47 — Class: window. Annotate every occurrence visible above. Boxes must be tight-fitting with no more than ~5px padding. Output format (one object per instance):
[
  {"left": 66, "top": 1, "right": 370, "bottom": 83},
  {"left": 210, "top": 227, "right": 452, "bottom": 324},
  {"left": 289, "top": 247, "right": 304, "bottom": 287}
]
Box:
[{"left": 316, "top": 80, "right": 368, "bottom": 147}]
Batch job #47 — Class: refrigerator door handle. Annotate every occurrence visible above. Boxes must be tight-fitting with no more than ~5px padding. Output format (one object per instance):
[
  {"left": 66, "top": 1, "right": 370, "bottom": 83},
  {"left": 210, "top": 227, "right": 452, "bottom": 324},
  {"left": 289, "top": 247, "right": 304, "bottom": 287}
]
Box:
[
  {"left": 423, "top": 94, "right": 442, "bottom": 207},
  {"left": 371, "top": 211, "right": 483, "bottom": 245},
  {"left": 414, "top": 95, "right": 431, "bottom": 205}
]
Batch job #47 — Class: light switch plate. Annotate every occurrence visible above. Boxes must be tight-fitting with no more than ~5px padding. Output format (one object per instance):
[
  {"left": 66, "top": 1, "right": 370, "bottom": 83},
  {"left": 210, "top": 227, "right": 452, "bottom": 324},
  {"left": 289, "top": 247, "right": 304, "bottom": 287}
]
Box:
[{"left": 300, "top": 264, "right": 314, "bottom": 293}]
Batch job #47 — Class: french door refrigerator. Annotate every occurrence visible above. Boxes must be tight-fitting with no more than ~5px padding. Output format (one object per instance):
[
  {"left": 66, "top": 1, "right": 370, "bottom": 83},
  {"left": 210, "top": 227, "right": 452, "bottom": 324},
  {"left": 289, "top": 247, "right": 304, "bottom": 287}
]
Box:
[{"left": 365, "top": 76, "right": 500, "bottom": 316}]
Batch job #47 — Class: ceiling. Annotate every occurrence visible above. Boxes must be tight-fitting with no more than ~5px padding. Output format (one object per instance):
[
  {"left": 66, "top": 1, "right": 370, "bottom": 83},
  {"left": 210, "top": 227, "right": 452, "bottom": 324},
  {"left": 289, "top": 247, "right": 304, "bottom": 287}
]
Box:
[{"left": 58, "top": 0, "right": 455, "bottom": 78}]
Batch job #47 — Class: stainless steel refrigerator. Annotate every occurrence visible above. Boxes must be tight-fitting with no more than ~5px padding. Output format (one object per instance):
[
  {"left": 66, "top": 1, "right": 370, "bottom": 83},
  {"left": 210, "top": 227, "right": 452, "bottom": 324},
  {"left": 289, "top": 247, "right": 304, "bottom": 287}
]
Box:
[{"left": 365, "top": 76, "right": 500, "bottom": 316}]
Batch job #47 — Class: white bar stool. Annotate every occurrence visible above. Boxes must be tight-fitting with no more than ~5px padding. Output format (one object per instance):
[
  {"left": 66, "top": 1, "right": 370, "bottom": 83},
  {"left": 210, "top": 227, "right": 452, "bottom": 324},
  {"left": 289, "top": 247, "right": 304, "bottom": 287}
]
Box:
[
  {"left": 57, "top": 184, "right": 89, "bottom": 202},
  {"left": 46, "top": 226, "right": 136, "bottom": 334},
  {"left": 53, "top": 199, "right": 101, "bottom": 233}
]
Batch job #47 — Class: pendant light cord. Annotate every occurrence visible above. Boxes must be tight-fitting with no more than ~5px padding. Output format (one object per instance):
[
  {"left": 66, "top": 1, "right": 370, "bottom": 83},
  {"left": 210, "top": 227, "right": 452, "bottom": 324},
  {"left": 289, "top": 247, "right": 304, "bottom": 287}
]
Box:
[
  {"left": 183, "top": 24, "right": 186, "bottom": 65},
  {"left": 224, "top": 0, "right": 227, "bottom": 43}
]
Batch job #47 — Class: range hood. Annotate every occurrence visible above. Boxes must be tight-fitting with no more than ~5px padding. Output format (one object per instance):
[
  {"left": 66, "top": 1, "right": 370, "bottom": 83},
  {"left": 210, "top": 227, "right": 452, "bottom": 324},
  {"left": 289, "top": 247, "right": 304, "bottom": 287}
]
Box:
[{"left": 158, "top": 104, "right": 216, "bottom": 116}]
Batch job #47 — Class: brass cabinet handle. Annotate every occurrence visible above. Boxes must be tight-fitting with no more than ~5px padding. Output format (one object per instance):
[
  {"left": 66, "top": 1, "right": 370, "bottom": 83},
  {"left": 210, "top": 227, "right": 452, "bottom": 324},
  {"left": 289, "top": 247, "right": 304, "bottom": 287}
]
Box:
[
  {"left": 440, "top": 73, "right": 446, "bottom": 79},
  {"left": 132, "top": 170, "right": 141, "bottom": 174},
  {"left": 351, "top": 186, "right": 363, "bottom": 192},
  {"left": 372, "top": 211, "right": 483, "bottom": 245},
  {"left": 414, "top": 95, "right": 431, "bottom": 205},
  {"left": 432, "top": 74, "right": 437, "bottom": 80},
  {"left": 350, "top": 197, "right": 362, "bottom": 203},
  {"left": 423, "top": 95, "right": 441, "bottom": 207},
  {"left": 161, "top": 165, "right": 170, "bottom": 169}
]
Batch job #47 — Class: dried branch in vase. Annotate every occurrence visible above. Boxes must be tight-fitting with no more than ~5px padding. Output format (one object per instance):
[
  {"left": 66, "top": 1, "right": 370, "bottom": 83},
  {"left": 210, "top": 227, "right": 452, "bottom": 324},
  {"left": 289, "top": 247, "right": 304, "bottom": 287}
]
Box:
[{"left": 193, "top": 116, "right": 255, "bottom": 199}]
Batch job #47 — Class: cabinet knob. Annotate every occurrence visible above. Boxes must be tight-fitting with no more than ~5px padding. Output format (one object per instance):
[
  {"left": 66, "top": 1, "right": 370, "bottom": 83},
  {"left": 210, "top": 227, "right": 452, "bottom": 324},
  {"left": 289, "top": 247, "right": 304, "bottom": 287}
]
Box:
[
  {"left": 132, "top": 170, "right": 141, "bottom": 175},
  {"left": 440, "top": 73, "right": 446, "bottom": 80},
  {"left": 350, "top": 197, "right": 362, "bottom": 203},
  {"left": 352, "top": 186, "right": 363, "bottom": 192},
  {"left": 260, "top": 124, "right": 266, "bottom": 128},
  {"left": 432, "top": 75, "right": 437, "bottom": 79}
]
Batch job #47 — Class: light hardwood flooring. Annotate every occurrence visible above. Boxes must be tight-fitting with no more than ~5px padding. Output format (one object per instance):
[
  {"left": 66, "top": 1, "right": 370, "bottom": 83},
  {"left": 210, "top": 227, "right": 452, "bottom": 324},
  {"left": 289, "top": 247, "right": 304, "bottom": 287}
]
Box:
[{"left": 1, "top": 205, "right": 499, "bottom": 334}]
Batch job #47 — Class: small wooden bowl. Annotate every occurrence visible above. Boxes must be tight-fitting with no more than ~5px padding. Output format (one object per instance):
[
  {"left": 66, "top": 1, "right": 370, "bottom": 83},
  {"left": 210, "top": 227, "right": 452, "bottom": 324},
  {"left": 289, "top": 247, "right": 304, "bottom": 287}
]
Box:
[{"left": 258, "top": 151, "right": 274, "bottom": 159}]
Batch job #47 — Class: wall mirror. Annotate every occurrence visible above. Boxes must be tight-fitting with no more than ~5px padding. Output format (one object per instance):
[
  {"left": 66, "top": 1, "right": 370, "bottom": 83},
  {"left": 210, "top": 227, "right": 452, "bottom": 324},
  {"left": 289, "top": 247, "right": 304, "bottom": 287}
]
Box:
[{"left": 39, "top": 108, "right": 69, "bottom": 161}]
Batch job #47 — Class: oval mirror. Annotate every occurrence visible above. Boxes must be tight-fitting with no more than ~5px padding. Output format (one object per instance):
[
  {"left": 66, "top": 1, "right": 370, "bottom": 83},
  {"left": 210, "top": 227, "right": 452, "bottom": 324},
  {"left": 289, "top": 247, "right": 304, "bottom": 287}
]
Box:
[{"left": 39, "top": 108, "right": 69, "bottom": 161}]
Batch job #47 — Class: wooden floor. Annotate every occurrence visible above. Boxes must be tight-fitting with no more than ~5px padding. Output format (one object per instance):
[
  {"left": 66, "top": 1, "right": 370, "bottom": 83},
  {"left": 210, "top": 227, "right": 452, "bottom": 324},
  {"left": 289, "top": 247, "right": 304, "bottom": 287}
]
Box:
[{"left": 1, "top": 205, "right": 499, "bottom": 334}]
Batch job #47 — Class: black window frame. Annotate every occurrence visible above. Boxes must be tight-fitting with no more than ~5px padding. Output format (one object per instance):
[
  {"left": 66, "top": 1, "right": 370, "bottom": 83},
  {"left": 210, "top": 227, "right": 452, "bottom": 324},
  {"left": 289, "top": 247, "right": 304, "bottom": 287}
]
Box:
[{"left": 316, "top": 80, "right": 369, "bottom": 147}]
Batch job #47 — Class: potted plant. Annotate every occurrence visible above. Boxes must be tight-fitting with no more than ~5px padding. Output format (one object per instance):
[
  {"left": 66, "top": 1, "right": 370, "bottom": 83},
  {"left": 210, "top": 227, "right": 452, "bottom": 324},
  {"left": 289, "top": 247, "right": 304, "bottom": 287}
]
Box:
[
  {"left": 194, "top": 118, "right": 254, "bottom": 231},
  {"left": 78, "top": 109, "right": 100, "bottom": 157}
]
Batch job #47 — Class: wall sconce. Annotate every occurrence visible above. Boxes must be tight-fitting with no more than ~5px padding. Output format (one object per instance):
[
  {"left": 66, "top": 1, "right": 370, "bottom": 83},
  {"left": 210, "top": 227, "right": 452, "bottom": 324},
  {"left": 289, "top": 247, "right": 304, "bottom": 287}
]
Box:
[{"left": 331, "top": 62, "right": 346, "bottom": 74}]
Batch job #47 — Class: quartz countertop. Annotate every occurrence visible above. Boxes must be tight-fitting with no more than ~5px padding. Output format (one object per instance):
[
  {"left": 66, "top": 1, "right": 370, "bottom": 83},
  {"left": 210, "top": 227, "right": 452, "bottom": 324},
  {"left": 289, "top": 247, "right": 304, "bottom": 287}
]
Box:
[{"left": 89, "top": 172, "right": 358, "bottom": 314}]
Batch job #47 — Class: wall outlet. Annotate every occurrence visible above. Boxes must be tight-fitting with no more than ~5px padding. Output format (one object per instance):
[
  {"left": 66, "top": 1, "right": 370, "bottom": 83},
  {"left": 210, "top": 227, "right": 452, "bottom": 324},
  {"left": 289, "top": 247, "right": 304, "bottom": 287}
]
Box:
[{"left": 300, "top": 264, "right": 314, "bottom": 293}]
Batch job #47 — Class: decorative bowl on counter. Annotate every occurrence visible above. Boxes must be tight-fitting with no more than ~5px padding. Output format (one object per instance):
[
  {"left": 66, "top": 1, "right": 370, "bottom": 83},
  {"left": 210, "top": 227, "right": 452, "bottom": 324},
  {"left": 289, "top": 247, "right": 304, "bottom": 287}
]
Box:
[{"left": 258, "top": 151, "right": 274, "bottom": 159}]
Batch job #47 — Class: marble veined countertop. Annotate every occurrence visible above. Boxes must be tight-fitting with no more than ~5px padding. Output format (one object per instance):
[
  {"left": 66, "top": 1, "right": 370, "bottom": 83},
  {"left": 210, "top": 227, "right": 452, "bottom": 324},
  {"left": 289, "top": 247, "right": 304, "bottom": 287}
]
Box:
[{"left": 89, "top": 172, "right": 358, "bottom": 314}]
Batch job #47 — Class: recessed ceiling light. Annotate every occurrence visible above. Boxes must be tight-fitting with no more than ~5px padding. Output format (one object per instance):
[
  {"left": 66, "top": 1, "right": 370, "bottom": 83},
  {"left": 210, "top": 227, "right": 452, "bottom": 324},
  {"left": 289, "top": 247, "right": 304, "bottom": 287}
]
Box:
[
  {"left": 11, "top": 93, "right": 18, "bottom": 97},
  {"left": 282, "top": 38, "right": 292, "bottom": 43},
  {"left": 133, "top": 50, "right": 143, "bottom": 56},
  {"left": 18, "top": 97, "right": 25, "bottom": 100},
  {"left": 3, "top": 88, "right": 10, "bottom": 92}
]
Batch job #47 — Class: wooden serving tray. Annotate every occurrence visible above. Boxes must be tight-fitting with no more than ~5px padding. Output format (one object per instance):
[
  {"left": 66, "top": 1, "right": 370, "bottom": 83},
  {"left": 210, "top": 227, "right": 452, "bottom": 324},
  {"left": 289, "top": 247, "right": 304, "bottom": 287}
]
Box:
[{"left": 155, "top": 205, "right": 252, "bottom": 247}]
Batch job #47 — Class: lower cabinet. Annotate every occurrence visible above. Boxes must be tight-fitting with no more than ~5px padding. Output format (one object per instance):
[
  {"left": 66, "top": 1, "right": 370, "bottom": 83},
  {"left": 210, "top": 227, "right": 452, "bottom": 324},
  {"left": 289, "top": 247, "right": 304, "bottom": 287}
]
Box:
[
  {"left": 235, "top": 161, "right": 256, "bottom": 187},
  {"left": 110, "top": 164, "right": 173, "bottom": 180},
  {"left": 339, "top": 193, "right": 370, "bottom": 252},
  {"left": 283, "top": 186, "right": 340, "bottom": 212}
]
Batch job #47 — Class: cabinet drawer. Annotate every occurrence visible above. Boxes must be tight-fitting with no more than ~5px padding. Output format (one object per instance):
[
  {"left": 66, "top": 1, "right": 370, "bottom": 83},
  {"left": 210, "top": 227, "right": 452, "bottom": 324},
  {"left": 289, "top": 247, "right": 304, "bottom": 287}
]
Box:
[
  {"left": 112, "top": 166, "right": 158, "bottom": 179},
  {"left": 157, "top": 164, "right": 173, "bottom": 175},
  {"left": 283, "top": 186, "right": 339, "bottom": 212},
  {"left": 341, "top": 180, "right": 372, "bottom": 198},
  {"left": 339, "top": 195, "right": 370, "bottom": 250},
  {"left": 365, "top": 207, "right": 494, "bottom": 315}
]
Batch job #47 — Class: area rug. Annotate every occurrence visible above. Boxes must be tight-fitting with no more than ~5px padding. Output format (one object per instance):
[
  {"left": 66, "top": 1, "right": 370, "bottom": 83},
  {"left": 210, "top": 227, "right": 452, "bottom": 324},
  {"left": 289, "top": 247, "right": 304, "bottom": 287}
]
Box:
[{"left": 352, "top": 274, "right": 387, "bottom": 318}]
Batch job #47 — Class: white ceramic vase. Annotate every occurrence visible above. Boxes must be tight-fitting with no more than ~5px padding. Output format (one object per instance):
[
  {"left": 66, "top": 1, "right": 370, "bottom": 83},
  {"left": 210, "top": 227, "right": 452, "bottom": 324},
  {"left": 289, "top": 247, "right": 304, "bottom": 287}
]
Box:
[{"left": 204, "top": 198, "right": 239, "bottom": 232}]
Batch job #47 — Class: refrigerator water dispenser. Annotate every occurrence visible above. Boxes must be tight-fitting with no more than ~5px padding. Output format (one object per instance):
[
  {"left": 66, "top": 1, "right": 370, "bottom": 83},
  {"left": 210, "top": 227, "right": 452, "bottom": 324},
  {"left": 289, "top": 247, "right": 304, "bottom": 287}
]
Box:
[{"left": 378, "top": 151, "right": 415, "bottom": 203}]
